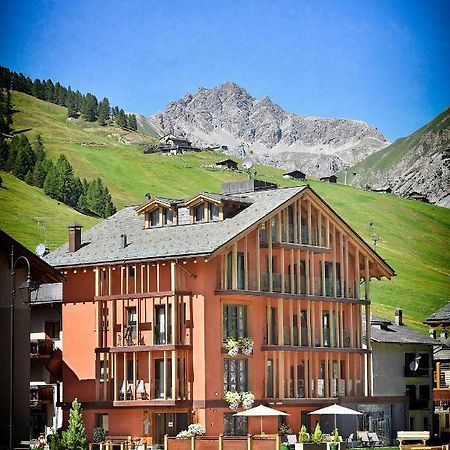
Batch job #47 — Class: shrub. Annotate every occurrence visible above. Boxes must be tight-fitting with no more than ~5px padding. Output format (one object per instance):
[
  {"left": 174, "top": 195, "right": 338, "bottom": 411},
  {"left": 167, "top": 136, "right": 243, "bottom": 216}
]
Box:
[
  {"left": 299, "top": 425, "right": 309, "bottom": 443},
  {"left": 92, "top": 427, "right": 106, "bottom": 443},
  {"left": 62, "top": 398, "right": 88, "bottom": 450},
  {"left": 312, "top": 423, "right": 323, "bottom": 444}
]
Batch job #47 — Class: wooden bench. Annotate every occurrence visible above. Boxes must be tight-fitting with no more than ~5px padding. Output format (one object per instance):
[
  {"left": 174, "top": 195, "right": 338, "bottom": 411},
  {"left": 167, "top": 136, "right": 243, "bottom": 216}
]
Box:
[
  {"left": 397, "top": 431, "right": 430, "bottom": 450},
  {"left": 104, "top": 435, "right": 132, "bottom": 450}
]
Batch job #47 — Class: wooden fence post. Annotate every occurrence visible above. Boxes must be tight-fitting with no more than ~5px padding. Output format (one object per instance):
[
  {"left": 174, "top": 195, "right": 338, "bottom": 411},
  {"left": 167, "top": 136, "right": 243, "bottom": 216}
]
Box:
[
  {"left": 276, "top": 434, "right": 280, "bottom": 449},
  {"left": 219, "top": 434, "right": 223, "bottom": 450},
  {"left": 191, "top": 436, "right": 195, "bottom": 450},
  {"left": 164, "top": 434, "right": 168, "bottom": 450},
  {"left": 247, "top": 434, "right": 252, "bottom": 450}
]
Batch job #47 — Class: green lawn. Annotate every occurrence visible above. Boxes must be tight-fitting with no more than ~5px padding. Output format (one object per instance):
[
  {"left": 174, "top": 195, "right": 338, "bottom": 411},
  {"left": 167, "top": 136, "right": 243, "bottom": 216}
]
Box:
[{"left": 2, "top": 92, "right": 449, "bottom": 332}]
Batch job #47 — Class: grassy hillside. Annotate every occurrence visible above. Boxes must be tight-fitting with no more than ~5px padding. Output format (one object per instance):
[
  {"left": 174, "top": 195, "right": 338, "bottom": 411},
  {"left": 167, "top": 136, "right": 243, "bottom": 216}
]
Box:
[
  {"left": 341, "top": 106, "right": 450, "bottom": 185},
  {"left": 2, "top": 91, "right": 449, "bottom": 332},
  {"left": 0, "top": 171, "right": 100, "bottom": 250}
]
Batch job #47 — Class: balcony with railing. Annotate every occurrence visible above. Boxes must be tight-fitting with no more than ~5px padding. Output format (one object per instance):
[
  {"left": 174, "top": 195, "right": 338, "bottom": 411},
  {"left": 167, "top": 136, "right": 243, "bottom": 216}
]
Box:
[
  {"left": 30, "top": 339, "right": 54, "bottom": 358},
  {"left": 435, "top": 362, "right": 450, "bottom": 390},
  {"left": 30, "top": 385, "right": 53, "bottom": 405}
]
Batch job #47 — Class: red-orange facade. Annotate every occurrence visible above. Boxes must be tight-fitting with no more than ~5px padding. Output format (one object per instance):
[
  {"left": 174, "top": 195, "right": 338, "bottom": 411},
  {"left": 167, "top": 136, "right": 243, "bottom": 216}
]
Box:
[{"left": 49, "top": 185, "right": 394, "bottom": 444}]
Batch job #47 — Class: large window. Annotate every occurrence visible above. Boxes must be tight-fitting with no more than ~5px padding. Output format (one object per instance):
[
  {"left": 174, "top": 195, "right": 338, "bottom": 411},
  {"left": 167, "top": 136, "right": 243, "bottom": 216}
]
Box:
[
  {"left": 95, "top": 414, "right": 109, "bottom": 433},
  {"left": 226, "top": 251, "right": 245, "bottom": 290},
  {"left": 150, "top": 209, "right": 159, "bottom": 227},
  {"left": 209, "top": 202, "right": 219, "bottom": 221},
  {"left": 194, "top": 204, "right": 204, "bottom": 222},
  {"left": 224, "top": 359, "right": 248, "bottom": 392},
  {"left": 223, "top": 304, "right": 248, "bottom": 340},
  {"left": 223, "top": 413, "right": 247, "bottom": 436},
  {"left": 155, "top": 305, "right": 172, "bottom": 344}
]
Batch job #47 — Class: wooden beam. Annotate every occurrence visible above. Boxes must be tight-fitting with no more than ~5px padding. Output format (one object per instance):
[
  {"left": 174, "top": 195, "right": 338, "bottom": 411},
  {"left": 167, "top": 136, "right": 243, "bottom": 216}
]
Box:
[{"left": 256, "top": 227, "right": 261, "bottom": 291}]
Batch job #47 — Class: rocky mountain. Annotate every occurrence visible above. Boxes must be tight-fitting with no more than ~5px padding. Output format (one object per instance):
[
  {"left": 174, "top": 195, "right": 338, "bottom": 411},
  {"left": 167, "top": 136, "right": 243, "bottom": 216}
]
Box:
[
  {"left": 148, "top": 82, "right": 389, "bottom": 176},
  {"left": 346, "top": 107, "right": 450, "bottom": 207}
]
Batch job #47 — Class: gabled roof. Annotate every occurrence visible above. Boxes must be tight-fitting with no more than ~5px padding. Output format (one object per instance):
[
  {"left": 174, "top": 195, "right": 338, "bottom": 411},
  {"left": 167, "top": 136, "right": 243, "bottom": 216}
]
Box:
[
  {"left": 31, "top": 282, "right": 63, "bottom": 304},
  {"left": 367, "top": 315, "right": 438, "bottom": 345},
  {"left": 135, "top": 197, "right": 181, "bottom": 214},
  {"left": 423, "top": 303, "right": 450, "bottom": 326},
  {"left": 0, "top": 229, "right": 63, "bottom": 283},
  {"left": 45, "top": 187, "right": 305, "bottom": 268},
  {"left": 44, "top": 186, "right": 395, "bottom": 277},
  {"left": 183, "top": 191, "right": 252, "bottom": 207}
]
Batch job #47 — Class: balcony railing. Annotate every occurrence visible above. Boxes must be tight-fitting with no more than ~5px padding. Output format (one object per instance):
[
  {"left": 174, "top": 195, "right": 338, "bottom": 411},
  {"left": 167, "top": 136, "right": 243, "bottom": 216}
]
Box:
[
  {"left": 30, "top": 339, "right": 54, "bottom": 358},
  {"left": 436, "top": 362, "right": 450, "bottom": 389},
  {"left": 30, "top": 386, "right": 53, "bottom": 404}
]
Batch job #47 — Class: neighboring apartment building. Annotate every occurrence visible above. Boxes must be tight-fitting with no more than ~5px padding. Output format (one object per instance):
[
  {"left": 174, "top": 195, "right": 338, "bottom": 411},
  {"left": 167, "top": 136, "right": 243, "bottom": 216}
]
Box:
[
  {"left": 44, "top": 181, "right": 394, "bottom": 446},
  {"left": 366, "top": 310, "right": 437, "bottom": 442},
  {"left": 424, "top": 304, "right": 450, "bottom": 440},
  {"left": 30, "top": 283, "right": 63, "bottom": 438},
  {"left": 0, "top": 230, "right": 62, "bottom": 449}
]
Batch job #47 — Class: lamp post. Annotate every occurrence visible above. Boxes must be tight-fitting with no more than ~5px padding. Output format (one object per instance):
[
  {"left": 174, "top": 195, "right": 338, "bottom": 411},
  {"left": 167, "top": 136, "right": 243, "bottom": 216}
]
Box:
[{"left": 9, "top": 246, "right": 35, "bottom": 450}]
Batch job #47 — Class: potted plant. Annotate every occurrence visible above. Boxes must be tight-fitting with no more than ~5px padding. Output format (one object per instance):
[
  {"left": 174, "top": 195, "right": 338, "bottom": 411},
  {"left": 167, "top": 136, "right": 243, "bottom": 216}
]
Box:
[
  {"left": 241, "top": 391, "right": 255, "bottom": 409},
  {"left": 92, "top": 427, "right": 106, "bottom": 450},
  {"left": 224, "top": 390, "right": 241, "bottom": 410},
  {"left": 279, "top": 422, "right": 293, "bottom": 442},
  {"left": 294, "top": 425, "right": 310, "bottom": 450},
  {"left": 329, "top": 428, "right": 341, "bottom": 450},
  {"left": 224, "top": 337, "right": 240, "bottom": 356},
  {"left": 176, "top": 423, "right": 206, "bottom": 438},
  {"left": 239, "top": 337, "right": 254, "bottom": 355}
]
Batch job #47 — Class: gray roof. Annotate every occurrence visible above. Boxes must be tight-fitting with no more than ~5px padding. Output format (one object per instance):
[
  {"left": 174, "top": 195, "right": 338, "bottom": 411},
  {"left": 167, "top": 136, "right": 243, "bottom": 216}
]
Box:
[
  {"left": 31, "top": 282, "right": 63, "bottom": 304},
  {"left": 44, "top": 186, "right": 306, "bottom": 268},
  {"left": 368, "top": 315, "right": 438, "bottom": 345},
  {"left": 423, "top": 303, "right": 450, "bottom": 325},
  {"left": 434, "top": 346, "right": 450, "bottom": 361}
]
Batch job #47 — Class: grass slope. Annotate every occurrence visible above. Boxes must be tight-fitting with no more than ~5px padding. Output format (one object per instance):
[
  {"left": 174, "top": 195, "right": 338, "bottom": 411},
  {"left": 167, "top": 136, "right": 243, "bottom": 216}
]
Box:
[
  {"left": 2, "top": 92, "right": 450, "bottom": 332},
  {"left": 0, "top": 171, "right": 100, "bottom": 251}
]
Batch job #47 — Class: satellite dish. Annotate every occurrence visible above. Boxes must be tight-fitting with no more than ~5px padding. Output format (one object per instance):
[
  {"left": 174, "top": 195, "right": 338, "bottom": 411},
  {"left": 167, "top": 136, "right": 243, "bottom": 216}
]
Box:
[
  {"left": 409, "top": 356, "right": 421, "bottom": 372},
  {"left": 36, "top": 243, "right": 46, "bottom": 257},
  {"left": 243, "top": 157, "right": 254, "bottom": 169}
]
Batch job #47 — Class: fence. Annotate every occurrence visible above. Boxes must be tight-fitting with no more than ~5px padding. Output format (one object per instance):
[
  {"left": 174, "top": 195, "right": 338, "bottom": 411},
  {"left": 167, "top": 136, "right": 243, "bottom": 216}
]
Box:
[{"left": 165, "top": 434, "right": 280, "bottom": 450}]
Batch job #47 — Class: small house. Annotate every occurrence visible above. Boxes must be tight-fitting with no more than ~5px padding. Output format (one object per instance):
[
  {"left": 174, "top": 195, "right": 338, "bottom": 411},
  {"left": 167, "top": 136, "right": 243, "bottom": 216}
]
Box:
[
  {"left": 283, "top": 170, "right": 306, "bottom": 180},
  {"left": 408, "top": 192, "right": 429, "bottom": 203},
  {"left": 371, "top": 187, "right": 392, "bottom": 194},
  {"left": 320, "top": 175, "right": 337, "bottom": 183},
  {"left": 216, "top": 159, "right": 238, "bottom": 171}
]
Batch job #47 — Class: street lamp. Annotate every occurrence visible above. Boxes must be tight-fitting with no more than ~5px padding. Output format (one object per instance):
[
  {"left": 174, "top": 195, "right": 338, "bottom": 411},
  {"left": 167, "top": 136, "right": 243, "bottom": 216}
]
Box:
[{"left": 10, "top": 246, "right": 36, "bottom": 450}]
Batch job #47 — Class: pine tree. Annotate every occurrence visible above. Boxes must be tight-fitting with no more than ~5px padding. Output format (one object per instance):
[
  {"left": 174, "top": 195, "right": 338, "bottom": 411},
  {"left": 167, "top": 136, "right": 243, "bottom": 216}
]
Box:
[
  {"left": 32, "top": 134, "right": 46, "bottom": 162},
  {"left": 32, "top": 79, "right": 44, "bottom": 99},
  {"left": 128, "top": 114, "right": 138, "bottom": 131},
  {"left": 66, "top": 93, "right": 78, "bottom": 118},
  {"left": 44, "top": 79, "right": 55, "bottom": 102},
  {"left": 62, "top": 398, "right": 88, "bottom": 450},
  {"left": 0, "top": 138, "right": 8, "bottom": 169},
  {"left": 81, "top": 93, "right": 98, "bottom": 122},
  {"left": 33, "top": 157, "right": 53, "bottom": 188},
  {"left": 13, "top": 136, "right": 36, "bottom": 179},
  {"left": 97, "top": 97, "right": 110, "bottom": 126},
  {"left": 116, "top": 109, "right": 127, "bottom": 128}
]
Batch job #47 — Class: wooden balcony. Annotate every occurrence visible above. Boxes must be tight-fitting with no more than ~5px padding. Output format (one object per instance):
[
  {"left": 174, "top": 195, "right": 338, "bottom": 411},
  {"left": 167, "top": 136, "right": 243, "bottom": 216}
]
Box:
[
  {"left": 30, "top": 339, "right": 54, "bottom": 358},
  {"left": 30, "top": 385, "right": 53, "bottom": 405}
]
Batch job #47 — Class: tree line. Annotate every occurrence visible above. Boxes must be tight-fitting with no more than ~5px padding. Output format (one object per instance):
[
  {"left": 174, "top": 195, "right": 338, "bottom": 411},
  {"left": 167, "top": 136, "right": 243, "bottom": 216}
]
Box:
[
  {"left": 0, "top": 66, "right": 138, "bottom": 131},
  {"left": 0, "top": 89, "right": 116, "bottom": 218}
]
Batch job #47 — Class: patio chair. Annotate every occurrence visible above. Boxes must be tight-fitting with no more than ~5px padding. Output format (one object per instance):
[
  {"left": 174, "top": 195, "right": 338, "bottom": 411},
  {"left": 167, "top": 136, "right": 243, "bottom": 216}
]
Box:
[
  {"left": 357, "top": 431, "right": 371, "bottom": 447},
  {"left": 368, "top": 432, "right": 380, "bottom": 447}
]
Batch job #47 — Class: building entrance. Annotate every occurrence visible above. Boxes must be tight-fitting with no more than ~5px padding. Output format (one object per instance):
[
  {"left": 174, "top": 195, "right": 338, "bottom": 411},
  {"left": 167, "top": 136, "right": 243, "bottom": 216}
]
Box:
[{"left": 153, "top": 413, "right": 188, "bottom": 445}]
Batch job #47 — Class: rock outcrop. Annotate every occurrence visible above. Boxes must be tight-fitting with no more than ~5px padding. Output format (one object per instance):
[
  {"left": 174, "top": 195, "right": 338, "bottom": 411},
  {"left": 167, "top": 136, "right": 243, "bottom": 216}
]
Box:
[{"left": 148, "top": 82, "right": 389, "bottom": 176}]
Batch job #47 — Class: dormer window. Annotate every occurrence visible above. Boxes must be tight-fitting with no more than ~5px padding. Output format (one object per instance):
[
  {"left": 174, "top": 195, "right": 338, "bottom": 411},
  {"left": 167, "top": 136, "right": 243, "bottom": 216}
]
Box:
[
  {"left": 150, "top": 209, "right": 159, "bottom": 227},
  {"left": 209, "top": 202, "right": 219, "bottom": 221},
  {"left": 194, "top": 204, "right": 205, "bottom": 222}
]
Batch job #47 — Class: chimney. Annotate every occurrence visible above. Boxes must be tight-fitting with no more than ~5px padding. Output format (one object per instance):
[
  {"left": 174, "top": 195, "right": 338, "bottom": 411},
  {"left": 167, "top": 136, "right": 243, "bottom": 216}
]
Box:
[
  {"left": 429, "top": 329, "right": 436, "bottom": 339},
  {"left": 121, "top": 234, "right": 127, "bottom": 248},
  {"left": 440, "top": 329, "right": 448, "bottom": 340},
  {"left": 145, "top": 193, "right": 151, "bottom": 202},
  {"left": 394, "top": 308, "right": 403, "bottom": 326},
  {"left": 68, "top": 224, "right": 83, "bottom": 253}
]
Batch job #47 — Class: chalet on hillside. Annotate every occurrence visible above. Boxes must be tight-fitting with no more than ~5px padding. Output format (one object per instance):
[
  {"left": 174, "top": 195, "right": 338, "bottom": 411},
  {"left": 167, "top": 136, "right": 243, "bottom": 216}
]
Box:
[
  {"left": 216, "top": 159, "right": 238, "bottom": 170},
  {"left": 371, "top": 187, "right": 392, "bottom": 194},
  {"left": 143, "top": 134, "right": 199, "bottom": 155},
  {"left": 283, "top": 170, "right": 306, "bottom": 180},
  {"left": 408, "top": 191, "right": 429, "bottom": 203},
  {"left": 320, "top": 174, "right": 337, "bottom": 183}
]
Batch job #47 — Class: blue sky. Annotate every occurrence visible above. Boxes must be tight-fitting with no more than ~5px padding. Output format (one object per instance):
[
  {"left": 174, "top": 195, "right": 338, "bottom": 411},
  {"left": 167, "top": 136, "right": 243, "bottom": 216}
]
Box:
[{"left": 0, "top": 0, "right": 449, "bottom": 140}]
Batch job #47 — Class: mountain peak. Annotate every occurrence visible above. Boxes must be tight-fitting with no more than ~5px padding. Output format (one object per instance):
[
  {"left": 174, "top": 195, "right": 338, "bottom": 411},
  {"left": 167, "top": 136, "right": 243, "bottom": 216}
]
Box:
[{"left": 149, "top": 82, "right": 388, "bottom": 176}]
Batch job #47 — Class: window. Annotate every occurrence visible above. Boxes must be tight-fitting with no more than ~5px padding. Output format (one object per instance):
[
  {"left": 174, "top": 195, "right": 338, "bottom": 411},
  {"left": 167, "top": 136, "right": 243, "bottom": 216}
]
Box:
[
  {"left": 223, "top": 413, "right": 247, "bottom": 436},
  {"left": 226, "top": 251, "right": 245, "bottom": 290},
  {"left": 223, "top": 305, "right": 247, "bottom": 340},
  {"left": 127, "top": 359, "right": 134, "bottom": 382},
  {"left": 266, "top": 359, "right": 274, "bottom": 397},
  {"left": 45, "top": 321, "right": 60, "bottom": 339},
  {"left": 224, "top": 359, "right": 248, "bottom": 392},
  {"left": 299, "top": 260, "right": 306, "bottom": 294},
  {"left": 322, "top": 312, "right": 330, "bottom": 347},
  {"left": 209, "top": 202, "right": 219, "bottom": 221},
  {"left": 150, "top": 209, "right": 159, "bottom": 227},
  {"left": 125, "top": 307, "right": 137, "bottom": 342},
  {"left": 155, "top": 305, "right": 172, "bottom": 344},
  {"left": 194, "top": 204, "right": 204, "bottom": 222},
  {"left": 324, "top": 262, "right": 333, "bottom": 297},
  {"left": 266, "top": 306, "right": 278, "bottom": 345},
  {"left": 300, "top": 310, "right": 308, "bottom": 346},
  {"left": 128, "top": 266, "right": 135, "bottom": 277},
  {"left": 155, "top": 359, "right": 172, "bottom": 398},
  {"left": 95, "top": 414, "right": 109, "bottom": 433},
  {"left": 99, "top": 360, "right": 107, "bottom": 382},
  {"left": 287, "top": 205, "right": 295, "bottom": 243}
]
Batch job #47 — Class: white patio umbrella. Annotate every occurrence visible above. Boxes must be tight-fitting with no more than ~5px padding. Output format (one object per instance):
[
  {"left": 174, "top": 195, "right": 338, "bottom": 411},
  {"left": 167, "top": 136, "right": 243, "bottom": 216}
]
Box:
[
  {"left": 234, "top": 404, "right": 289, "bottom": 434},
  {"left": 309, "top": 403, "right": 362, "bottom": 429}
]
